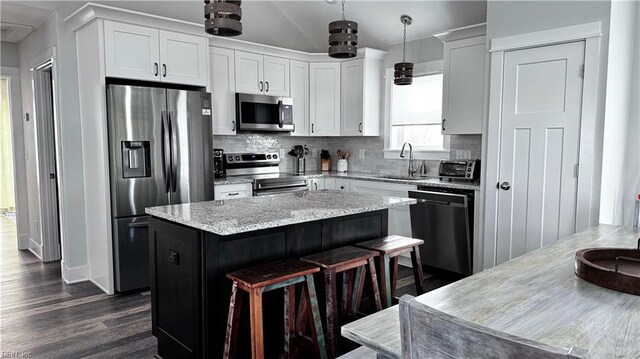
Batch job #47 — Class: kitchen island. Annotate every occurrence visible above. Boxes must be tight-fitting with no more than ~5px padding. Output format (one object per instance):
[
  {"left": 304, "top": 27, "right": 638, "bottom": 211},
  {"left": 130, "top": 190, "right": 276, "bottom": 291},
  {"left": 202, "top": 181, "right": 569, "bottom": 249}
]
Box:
[
  {"left": 145, "top": 190, "right": 415, "bottom": 358},
  {"left": 342, "top": 225, "right": 640, "bottom": 359}
]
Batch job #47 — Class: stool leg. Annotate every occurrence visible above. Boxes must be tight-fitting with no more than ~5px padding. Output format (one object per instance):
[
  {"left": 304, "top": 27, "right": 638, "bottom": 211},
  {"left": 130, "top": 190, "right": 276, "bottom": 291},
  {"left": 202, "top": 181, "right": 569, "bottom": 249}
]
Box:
[
  {"left": 296, "top": 289, "right": 309, "bottom": 335},
  {"left": 410, "top": 247, "right": 427, "bottom": 295},
  {"left": 390, "top": 256, "right": 399, "bottom": 301},
  {"left": 305, "top": 274, "right": 328, "bottom": 359},
  {"left": 249, "top": 287, "right": 265, "bottom": 359},
  {"left": 341, "top": 269, "right": 355, "bottom": 315},
  {"left": 367, "top": 258, "right": 383, "bottom": 311},
  {"left": 378, "top": 254, "right": 392, "bottom": 308},
  {"left": 351, "top": 266, "right": 366, "bottom": 315},
  {"left": 284, "top": 284, "right": 296, "bottom": 359},
  {"left": 324, "top": 269, "right": 338, "bottom": 358},
  {"left": 223, "top": 281, "right": 244, "bottom": 359}
]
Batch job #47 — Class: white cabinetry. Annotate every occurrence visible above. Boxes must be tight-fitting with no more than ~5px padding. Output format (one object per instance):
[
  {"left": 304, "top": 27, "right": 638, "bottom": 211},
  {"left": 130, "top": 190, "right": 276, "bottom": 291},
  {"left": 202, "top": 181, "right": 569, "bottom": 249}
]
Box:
[
  {"left": 340, "top": 56, "right": 382, "bottom": 136},
  {"left": 104, "top": 20, "right": 207, "bottom": 86},
  {"left": 310, "top": 62, "right": 341, "bottom": 136},
  {"left": 210, "top": 47, "right": 237, "bottom": 135},
  {"left": 308, "top": 178, "right": 325, "bottom": 191},
  {"left": 442, "top": 35, "right": 485, "bottom": 134},
  {"left": 234, "top": 51, "right": 289, "bottom": 96},
  {"left": 214, "top": 183, "right": 253, "bottom": 200},
  {"left": 350, "top": 180, "right": 416, "bottom": 238},
  {"left": 290, "top": 60, "right": 310, "bottom": 136}
]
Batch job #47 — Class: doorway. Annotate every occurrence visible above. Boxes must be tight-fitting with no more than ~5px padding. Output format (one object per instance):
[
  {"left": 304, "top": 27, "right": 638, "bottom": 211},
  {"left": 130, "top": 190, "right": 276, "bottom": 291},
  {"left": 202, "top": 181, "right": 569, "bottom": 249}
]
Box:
[
  {"left": 494, "top": 41, "right": 585, "bottom": 264},
  {"left": 0, "top": 77, "right": 16, "bottom": 222},
  {"left": 32, "top": 60, "right": 62, "bottom": 262}
]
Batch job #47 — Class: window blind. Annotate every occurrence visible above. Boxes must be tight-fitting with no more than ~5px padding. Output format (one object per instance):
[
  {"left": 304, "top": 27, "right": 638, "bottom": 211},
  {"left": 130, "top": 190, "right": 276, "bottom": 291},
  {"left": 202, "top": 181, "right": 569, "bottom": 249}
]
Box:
[{"left": 391, "top": 73, "right": 443, "bottom": 126}]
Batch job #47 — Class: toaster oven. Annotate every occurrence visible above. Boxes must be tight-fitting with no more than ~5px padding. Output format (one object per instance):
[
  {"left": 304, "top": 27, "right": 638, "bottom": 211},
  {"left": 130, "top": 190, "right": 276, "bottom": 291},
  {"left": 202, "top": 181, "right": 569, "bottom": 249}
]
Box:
[{"left": 439, "top": 160, "right": 480, "bottom": 181}]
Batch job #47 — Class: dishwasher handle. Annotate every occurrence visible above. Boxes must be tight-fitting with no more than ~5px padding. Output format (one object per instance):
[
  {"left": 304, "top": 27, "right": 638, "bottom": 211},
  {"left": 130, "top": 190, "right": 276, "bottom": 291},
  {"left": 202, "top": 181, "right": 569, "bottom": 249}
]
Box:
[{"left": 409, "top": 190, "right": 469, "bottom": 208}]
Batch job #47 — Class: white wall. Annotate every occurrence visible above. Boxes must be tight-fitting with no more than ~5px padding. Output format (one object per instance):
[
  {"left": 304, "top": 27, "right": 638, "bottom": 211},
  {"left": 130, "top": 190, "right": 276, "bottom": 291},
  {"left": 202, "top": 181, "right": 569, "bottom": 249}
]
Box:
[
  {"left": 600, "top": 0, "right": 640, "bottom": 226},
  {"left": 382, "top": 36, "right": 444, "bottom": 69},
  {"left": 1, "top": 42, "right": 20, "bottom": 67},
  {"left": 17, "top": 14, "right": 88, "bottom": 280}
]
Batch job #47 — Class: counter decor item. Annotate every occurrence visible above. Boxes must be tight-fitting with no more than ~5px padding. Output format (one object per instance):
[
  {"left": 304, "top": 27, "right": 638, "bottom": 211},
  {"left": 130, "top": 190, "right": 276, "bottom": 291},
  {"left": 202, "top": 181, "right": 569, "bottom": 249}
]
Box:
[
  {"left": 574, "top": 239, "right": 640, "bottom": 296},
  {"left": 288, "top": 145, "right": 309, "bottom": 173},
  {"left": 336, "top": 149, "right": 350, "bottom": 172},
  {"left": 321, "top": 149, "right": 332, "bottom": 172}
]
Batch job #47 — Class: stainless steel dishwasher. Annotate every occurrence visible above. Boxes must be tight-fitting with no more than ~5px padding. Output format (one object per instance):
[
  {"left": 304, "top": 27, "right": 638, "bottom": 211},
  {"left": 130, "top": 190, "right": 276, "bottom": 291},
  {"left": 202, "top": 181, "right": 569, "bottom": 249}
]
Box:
[{"left": 409, "top": 186, "right": 474, "bottom": 275}]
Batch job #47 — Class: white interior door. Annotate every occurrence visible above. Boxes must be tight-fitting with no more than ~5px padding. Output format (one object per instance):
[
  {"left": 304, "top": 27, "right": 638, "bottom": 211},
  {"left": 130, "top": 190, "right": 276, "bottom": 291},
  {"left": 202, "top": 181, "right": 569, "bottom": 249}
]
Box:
[{"left": 496, "top": 41, "right": 584, "bottom": 265}]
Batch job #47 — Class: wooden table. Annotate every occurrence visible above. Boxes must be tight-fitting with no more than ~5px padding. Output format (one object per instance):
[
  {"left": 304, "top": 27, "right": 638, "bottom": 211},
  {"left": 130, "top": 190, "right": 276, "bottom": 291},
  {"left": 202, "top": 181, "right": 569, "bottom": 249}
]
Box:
[{"left": 342, "top": 225, "right": 640, "bottom": 359}]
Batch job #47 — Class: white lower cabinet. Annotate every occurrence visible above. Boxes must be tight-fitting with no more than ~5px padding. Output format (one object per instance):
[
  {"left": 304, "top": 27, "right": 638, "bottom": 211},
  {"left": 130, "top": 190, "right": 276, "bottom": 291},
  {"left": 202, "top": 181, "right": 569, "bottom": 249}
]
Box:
[
  {"left": 214, "top": 183, "right": 252, "bottom": 200},
  {"left": 308, "top": 178, "right": 325, "bottom": 191},
  {"left": 335, "top": 179, "right": 351, "bottom": 191},
  {"left": 349, "top": 180, "right": 416, "bottom": 238}
]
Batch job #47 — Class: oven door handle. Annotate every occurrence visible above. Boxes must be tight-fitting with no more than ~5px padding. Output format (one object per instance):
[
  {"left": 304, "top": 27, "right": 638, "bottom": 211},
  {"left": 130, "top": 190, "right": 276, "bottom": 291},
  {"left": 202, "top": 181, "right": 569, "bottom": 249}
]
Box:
[
  {"left": 255, "top": 186, "right": 308, "bottom": 196},
  {"left": 257, "top": 181, "right": 308, "bottom": 190}
]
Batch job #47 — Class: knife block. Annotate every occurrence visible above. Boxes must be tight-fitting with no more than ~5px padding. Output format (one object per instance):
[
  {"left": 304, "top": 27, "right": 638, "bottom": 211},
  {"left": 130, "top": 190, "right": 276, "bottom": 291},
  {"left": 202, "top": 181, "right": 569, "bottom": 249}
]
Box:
[{"left": 321, "top": 159, "right": 331, "bottom": 172}]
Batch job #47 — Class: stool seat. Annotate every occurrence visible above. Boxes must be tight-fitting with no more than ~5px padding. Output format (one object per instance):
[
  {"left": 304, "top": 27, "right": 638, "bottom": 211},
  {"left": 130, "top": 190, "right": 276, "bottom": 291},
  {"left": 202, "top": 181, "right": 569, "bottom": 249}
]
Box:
[
  {"left": 301, "top": 246, "right": 378, "bottom": 270},
  {"left": 227, "top": 259, "right": 320, "bottom": 289},
  {"left": 357, "top": 235, "right": 424, "bottom": 254}
]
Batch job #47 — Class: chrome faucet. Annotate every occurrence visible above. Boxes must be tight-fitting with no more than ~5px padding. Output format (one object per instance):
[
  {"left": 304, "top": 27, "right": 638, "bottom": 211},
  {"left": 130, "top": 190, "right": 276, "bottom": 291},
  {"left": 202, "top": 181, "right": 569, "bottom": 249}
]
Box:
[{"left": 400, "top": 142, "right": 417, "bottom": 177}]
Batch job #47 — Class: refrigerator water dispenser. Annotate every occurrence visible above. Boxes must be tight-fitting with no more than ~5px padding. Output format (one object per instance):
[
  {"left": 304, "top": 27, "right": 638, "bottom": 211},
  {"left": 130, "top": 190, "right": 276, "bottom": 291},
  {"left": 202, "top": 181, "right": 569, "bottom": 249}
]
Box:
[{"left": 121, "top": 141, "right": 151, "bottom": 178}]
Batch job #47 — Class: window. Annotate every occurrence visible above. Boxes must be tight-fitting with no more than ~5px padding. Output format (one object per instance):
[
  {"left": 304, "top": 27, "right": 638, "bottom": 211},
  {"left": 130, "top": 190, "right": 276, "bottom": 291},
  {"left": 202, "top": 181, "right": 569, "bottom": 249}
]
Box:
[{"left": 388, "top": 73, "right": 445, "bottom": 151}]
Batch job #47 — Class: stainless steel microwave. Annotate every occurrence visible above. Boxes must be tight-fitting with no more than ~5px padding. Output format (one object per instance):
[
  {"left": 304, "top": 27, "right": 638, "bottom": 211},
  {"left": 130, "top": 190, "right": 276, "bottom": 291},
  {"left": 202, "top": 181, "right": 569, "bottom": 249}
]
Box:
[
  {"left": 439, "top": 160, "right": 480, "bottom": 181},
  {"left": 236, "top": 93, "right": 294, "bottom": 132}
]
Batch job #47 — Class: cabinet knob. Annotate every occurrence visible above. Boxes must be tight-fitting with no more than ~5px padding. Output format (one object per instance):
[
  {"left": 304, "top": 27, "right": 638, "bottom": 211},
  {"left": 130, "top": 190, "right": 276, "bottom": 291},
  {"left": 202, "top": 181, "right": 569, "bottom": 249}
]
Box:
[
  {"left": 232, "top": 121, "right": 236, "bottom": 132},
  {"left": 259, "top": 81, "right": 264, "bottom": 92},
  {"left": 265, "top": 81, "right": 270, "bottom": 92},
  {"left": 162, "top": 64, "right": 167, "bottom": 77},
  {"left": 442, "top": 118, "right": 446, "bottom": 132},
  {"left": 358, "top": 122, "right": 362, "bottom": 133},
  {"left": 154, "top": 63, "right": 159, "bottom": 76}
]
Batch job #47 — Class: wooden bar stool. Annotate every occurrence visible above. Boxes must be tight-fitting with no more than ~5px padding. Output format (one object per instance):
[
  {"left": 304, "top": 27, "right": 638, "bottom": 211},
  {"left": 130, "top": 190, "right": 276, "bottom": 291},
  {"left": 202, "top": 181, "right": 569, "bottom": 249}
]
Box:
[
  {"left": 301, "top": 246, "right": 383, "bottom": 359},
  {"left": 356, "top": 235, "right": 426, "bottom": 308},
  {"left": 224, "top": 259, "right": 328, "bottom": 359}
]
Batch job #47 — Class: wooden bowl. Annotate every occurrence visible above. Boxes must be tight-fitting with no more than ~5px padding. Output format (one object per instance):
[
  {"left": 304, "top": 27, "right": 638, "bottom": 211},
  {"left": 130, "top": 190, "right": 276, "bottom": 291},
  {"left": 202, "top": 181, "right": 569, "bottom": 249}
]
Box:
[{"left": 575, "top": 248, "right": 640, "bottom": 295}]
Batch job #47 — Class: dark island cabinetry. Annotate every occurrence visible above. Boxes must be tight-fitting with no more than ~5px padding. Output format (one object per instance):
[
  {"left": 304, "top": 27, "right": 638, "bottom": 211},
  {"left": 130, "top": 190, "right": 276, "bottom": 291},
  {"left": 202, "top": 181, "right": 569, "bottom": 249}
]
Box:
[{"left": 149, "top": 210, "right": 388, "bottom": 358}]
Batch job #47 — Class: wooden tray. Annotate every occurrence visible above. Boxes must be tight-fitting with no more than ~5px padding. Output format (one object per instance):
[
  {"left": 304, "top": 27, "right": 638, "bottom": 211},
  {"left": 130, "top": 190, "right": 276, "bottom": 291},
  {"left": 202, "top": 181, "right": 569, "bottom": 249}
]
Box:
[{"left": 575, "top": 242, "right": 640, "bottom": 295}]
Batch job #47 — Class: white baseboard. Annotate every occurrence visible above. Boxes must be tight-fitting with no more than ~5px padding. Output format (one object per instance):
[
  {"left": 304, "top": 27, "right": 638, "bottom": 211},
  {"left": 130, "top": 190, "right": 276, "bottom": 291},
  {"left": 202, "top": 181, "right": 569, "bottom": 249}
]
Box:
[
  {"left": 62, "top": 262, "right": 90, "bottom": 284},
  {"left": 18, "top": 233, "right": 30, "bottom": 250},
  {"left": 28, "top": 238, "right": 43, "bottom": 259}
]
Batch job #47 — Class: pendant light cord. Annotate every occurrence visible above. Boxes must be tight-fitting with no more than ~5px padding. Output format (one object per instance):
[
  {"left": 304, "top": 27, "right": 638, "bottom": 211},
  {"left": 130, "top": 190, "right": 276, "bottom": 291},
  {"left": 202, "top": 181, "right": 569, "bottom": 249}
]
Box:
[
  {"left": 341, "top": 0, "right": 345, "bottom": 20},
  {"left": 402, "top": 22, "right": 407, "bottom": 62}
]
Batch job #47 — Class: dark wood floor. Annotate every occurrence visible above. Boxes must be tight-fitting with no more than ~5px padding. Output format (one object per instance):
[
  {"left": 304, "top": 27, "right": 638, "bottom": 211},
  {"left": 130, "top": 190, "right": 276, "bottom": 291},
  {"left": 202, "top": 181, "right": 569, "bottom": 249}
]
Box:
[
  {"left": 0, "top": 216, "right": 156, "bottom": 358},
  {"left": 0, "top": 215, "right": 455, "bottom": 358}
]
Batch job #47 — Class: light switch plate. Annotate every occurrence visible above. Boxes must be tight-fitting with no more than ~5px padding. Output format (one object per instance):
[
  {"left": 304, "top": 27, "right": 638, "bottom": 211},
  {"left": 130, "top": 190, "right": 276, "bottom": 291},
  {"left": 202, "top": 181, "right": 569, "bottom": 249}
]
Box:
[
  {"left": 457, "top": 150, "right": 472, "bottom": 160},
  {"left": 312, "top": 148, "right": 318, "bottom": 158},
  {"left": 280, "top": 149, "right": 285, "bottom": 158},
  {"left": 359, "top": 149, "right": 365, "bottom": 159}
]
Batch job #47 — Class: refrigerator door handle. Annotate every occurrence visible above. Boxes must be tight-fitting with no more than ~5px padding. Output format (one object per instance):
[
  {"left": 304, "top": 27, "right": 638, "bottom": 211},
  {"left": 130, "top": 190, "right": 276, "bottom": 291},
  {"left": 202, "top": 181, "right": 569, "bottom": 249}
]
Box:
[
  {"left": 169, "top": 111, "right": 178, "bottom": 192},
  {"left": 161, "top": 111, "right": 171, "bottom": 193}
]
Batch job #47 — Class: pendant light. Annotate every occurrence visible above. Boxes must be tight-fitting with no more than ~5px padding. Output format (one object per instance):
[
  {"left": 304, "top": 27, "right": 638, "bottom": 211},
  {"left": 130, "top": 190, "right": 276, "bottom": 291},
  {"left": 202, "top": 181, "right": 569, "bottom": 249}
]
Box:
[
  {"left": 204, "top": 0, "right": 242, "bottom": 36},
  {"left": 394, "top": 15, "right": 413, "bottom": 85},
  {"left": 328, "top": 0, "right": 358, "bottom": 58}
]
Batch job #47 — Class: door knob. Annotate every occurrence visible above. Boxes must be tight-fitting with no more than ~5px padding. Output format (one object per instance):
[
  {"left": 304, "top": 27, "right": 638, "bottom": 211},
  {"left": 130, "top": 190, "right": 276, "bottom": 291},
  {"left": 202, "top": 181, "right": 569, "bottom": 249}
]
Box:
[{"left": 499, "top": 181, "right": 511, "bottom": 190}]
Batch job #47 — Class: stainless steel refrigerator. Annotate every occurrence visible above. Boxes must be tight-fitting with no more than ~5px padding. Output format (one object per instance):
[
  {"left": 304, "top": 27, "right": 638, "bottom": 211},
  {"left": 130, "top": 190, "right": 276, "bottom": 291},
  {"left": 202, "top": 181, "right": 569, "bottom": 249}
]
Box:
[{"left": 107, "top": 84, "right": 213, "bottom": 292}]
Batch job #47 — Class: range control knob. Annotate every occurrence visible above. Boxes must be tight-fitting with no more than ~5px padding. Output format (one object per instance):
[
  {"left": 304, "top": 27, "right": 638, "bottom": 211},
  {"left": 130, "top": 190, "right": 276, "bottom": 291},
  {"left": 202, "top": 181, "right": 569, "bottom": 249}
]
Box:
[
  {"left": 273, "top": 154, "right": 278, "bottom": 159},
  {"left": 227, "top": 156, "right": 233, "bottom": 161},
  {"left": 266, "top": 154, "right": 272, "bottom": 159},
  {"left": 235, "top": 156, "right": 241, "bottom": 161}
]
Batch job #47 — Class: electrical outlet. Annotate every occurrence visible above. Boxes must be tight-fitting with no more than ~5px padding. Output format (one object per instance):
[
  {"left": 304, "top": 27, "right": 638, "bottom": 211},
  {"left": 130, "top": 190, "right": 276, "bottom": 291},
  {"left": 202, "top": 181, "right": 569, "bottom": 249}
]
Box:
[
  {"left": 457, "top": 150, "right": 472, "bottom": 160},
  {"left": 312, "top": 148, "right": 318, "bottom": 158},
  {"left": 280, "top": 149, "right": 285, "bottom": 158},
  {"left": 359, "top": 149, "right": 365, "bottom": 159}
]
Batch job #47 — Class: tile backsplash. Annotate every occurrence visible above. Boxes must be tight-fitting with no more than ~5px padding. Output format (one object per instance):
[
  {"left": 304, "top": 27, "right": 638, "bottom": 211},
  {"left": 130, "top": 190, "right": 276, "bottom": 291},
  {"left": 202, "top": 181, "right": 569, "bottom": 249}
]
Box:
[{"left": 213, "top": 134, "right": 482, "bottom": 175}]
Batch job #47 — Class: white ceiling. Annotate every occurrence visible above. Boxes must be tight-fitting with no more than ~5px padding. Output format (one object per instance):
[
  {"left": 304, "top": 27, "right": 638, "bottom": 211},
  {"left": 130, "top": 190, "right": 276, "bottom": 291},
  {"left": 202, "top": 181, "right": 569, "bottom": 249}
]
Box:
[
  {"left": 2, "top": 1, "right": 487, "bottom": 51},
  {"left": 0, "top": 2, "right": 52, "bottom": 42}
]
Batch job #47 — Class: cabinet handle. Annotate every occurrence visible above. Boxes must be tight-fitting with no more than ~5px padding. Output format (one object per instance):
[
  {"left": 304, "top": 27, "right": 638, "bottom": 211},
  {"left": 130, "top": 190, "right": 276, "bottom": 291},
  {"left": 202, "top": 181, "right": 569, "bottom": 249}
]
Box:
[
  {"left": 259, "top": 81, "right": 264, "bottom": 92},
  {"left": 162, "top": 64, "right": 167, "bottom": 77},
  {"left": 340, "top": 186, "right": 345, "bottom": 190},
  {"left": 311, "top": 123, "right": 314, "bottom": 133},
  {"left": 232, "top": 121, "right": 236, "bottom": 132},
  {"left": 227, "top": 192, "right": 240, "bottom": 196},
  {"left": 358, "top": 122, "right": 362, "bottom": 133},
  {"left": 314, "top": 183, "right": 318, "bottom": 190},
  {"left": 154, "top": 63, "right": 159, "bottom": 76},
  {"left": 442, "top": 118, "right": 446, "bottom": 132},
  {"left": 265, "top": 81, "right": 270, "bottom": 92}
]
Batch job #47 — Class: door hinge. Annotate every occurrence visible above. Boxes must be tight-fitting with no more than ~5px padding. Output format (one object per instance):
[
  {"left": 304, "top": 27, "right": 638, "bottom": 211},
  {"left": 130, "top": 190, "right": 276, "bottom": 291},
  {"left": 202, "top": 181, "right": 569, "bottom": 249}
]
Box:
[
  {"left": 574, "top": 163, "right": 580, "bottom": 178},
  {"left": 579, "top": 64, "right": 585, "bottom": 78}
]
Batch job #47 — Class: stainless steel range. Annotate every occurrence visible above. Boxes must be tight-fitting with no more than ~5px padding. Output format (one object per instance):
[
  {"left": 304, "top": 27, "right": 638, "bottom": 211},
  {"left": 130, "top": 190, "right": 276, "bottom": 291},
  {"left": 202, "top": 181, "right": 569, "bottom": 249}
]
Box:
[{"left": 224, "top": 152, "right": 309, "bottom": 196}]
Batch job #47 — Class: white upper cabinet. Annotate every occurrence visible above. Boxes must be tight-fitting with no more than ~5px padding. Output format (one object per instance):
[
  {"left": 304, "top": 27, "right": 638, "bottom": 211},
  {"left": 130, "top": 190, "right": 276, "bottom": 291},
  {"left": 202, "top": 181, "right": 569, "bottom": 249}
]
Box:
[
  {"left": 340, "top": 55, "right": 382, "bottom": 136},
  {"left": 104, "top": 21, "right": 160, "bottom": 81},
  {"left": 103, "top": 20, "right": 207, "bottom": 86},
  {"left": 234, "top": 51, "right": 289, "bottom": 96},
  {"left": 210, "top": 47, "right": 237, "bottom": 135},
  {"left": 159, "top": 30, "right": 207, "bottom": 86},
  {"left": 310, "top": 62, "right": 341, "bottom": 136},
  {"left": 442, "top": 35, "right": 486, "bottom": 135},
  {"left": 234, "top": 51, "right": 264, "bottom": 95},
  {"left": 290, "top": 60, "right": 310, "bottom": 136},
  {"left": 263, "top": 56, "right": 290, "bottom": 96}
]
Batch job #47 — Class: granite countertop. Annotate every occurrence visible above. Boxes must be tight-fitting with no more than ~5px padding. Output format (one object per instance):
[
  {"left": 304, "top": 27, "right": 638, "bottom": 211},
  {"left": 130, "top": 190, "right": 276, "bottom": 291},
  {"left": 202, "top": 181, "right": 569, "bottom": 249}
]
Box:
[
  {"left": 146, "top": 190, "right": 416, "bottom": 236},
  {"left": 214, "top": 171, "right": 481, "bottom": 191},
  {"left": 341, "top": 225, "right": 640, "bottom": 359}
]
